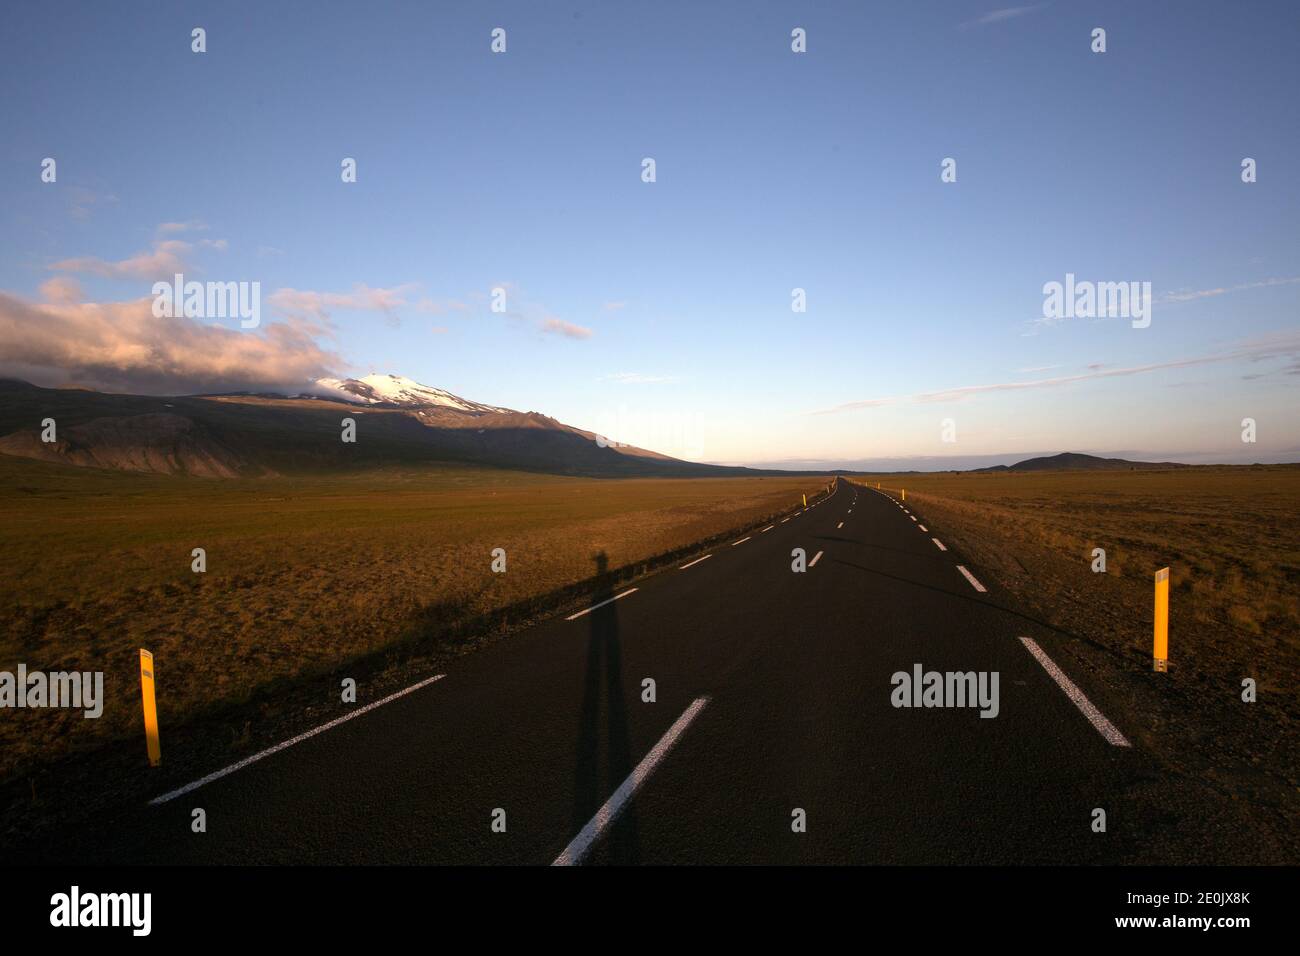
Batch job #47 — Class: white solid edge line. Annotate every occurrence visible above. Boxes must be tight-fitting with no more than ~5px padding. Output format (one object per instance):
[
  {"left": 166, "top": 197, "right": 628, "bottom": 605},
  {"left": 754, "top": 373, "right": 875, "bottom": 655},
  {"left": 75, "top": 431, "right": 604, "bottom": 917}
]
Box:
[
  {"left": 956, "top": 565, "right": 987, "bottom": 592},
  {"left": 809, "top": 550, "right": 824, "bottom": 567},
  {"left": 566, "top": 587, "right": 639, "bottom": 621},
  {"left": 149, "top": 674, "right": 446, "bottom": 806},
  {"left": 1019, "top": 638, "right": 1131, "bottom": 747},
  {"left": 932, "top": 538, "right": 947, "bottom": 551},
  {"left": 679, "top": 554, "right": 712, "bottom": 570},
  {"left": 553, "top": 696, "right": 710, "bottom": 865},
  {"left": 732, "top": 536, "right": 751, "bottom": 546}
]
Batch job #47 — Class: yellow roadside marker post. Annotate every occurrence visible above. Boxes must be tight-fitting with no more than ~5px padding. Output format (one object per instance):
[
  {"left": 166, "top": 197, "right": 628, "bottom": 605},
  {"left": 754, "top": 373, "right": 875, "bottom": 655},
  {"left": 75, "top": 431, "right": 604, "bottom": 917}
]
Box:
[
  {"left": 902, "top": 488, "right": 906, "bottom": 502},
  {"left": 802, "top": 493, "right": 807, "bottom": 508},
  {"left": 1153, "top": 568, "right": 1170, "bottom": 672},
  {"left": 139, "top": 649, "right": 161, "bottom": 766}
]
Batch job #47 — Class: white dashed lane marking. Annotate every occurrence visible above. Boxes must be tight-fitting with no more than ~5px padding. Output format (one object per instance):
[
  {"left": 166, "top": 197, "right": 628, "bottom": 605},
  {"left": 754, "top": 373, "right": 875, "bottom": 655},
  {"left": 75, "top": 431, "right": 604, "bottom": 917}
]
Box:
[
  {"left": 837, "top": 521, "right": 843, "bottom": 529},
  {"left": 679, "top": 554, "right": 712, "bottom": 570},
  {"left": 932, "top": 538, "right": 947, "bottom": 551},
  {"left": 567, "top": 588, "right": 639, "bottom": 620},
  {"left": 809, "top": 550, "right": 824, "bottom": 567},
  {"left": 1019, "top": 638, "right": 1131, "bottom": 747},
  {"left": 956, "top": 565, "right": 987, "bottom": 593},
  {"left": 553, "top": 697, "right": 710, "bottom": 865},
  {"left": 149, "top": 673, "right": 446, "bottom": 806}
]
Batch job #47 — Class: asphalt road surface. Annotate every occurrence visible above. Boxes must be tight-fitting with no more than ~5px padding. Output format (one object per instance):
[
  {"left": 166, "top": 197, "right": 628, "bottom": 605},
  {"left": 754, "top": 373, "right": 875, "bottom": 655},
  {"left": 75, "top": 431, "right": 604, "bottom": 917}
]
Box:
[{"left": 37, "top": 477, "right": 1196, "bottom": 864}]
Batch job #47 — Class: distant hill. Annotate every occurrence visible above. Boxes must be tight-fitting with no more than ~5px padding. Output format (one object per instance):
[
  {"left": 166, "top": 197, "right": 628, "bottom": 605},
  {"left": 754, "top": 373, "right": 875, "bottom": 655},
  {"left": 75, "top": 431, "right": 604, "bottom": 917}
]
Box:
[{"left": 975, "top": 452, "right": 1187, "bottom": 472}]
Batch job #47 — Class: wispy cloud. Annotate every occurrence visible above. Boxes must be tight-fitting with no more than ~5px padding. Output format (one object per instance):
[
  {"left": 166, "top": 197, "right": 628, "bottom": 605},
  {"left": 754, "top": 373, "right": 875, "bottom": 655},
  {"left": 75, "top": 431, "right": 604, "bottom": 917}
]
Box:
[
  {"left": 960, "top": 4, "right": 1046, "bottom": 28},
  {"left": 50, "top": 239, "right": 193, "bottom": 281},
  {"left": 1158, "top": 276, "right": 1300, "bottom": 304},
  {"left": 269, "top": 283, "right": 418, "bottom": 326},
  {"left": 157, "top": 220, "right": 208, "bottom": 235},
  {"left": 48, "top": 225, "right": 229, "bottom": 281},
  {"left": 64, "top": 186, "right": 118, "bottom": 222},
  {"left": 815, "top": 331, "right": 1300, "bottom": 414},
  {"left": 541, "top": 317, "right": 592, "bottom": 340}
]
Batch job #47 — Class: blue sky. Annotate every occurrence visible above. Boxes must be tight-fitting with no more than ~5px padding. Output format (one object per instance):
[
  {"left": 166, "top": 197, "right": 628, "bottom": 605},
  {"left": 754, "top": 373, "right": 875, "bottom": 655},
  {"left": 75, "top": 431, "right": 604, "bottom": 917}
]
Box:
[{"left": 2, "top": 0, "right": 1297, "bottom": 467}]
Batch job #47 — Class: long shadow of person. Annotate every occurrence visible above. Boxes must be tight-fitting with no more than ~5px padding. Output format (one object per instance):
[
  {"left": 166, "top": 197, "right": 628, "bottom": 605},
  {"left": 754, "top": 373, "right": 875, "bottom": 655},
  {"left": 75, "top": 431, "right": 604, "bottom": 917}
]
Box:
[{"left": 572, "top": 550, "right": 639, "bottom": 863}]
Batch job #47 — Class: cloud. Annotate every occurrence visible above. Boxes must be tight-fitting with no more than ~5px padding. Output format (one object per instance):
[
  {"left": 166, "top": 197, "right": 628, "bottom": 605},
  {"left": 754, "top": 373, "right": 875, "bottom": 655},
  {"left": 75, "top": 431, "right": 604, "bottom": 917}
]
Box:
[
  {"left": 268, "top": 283, "right": 417, "bottom": 326},
  {"left": 157, "top": 220, "right": 209, "bottom": 235},
  {"left": 50, "top": 239, "right": 193, "bottom": 281},
  {"left": 815, "top": 331, "right": 1300, "bottom": 414},
  {"left": 64, "top": 187, "right": 118, "bottom": 222},
  {"left": 541, "top": 317, "right": 592, "bottom": 340},
  {"left": 39, "top": 276, "right": 84, "bottom": 305},
  {"left": 0, "top": 289, "right": 342, "bottom": 396},
  {"left": 962, "top": 4, "right": 1046, "bottom": 28},
  {"left": 1159, "top": 276, "right": 1300, "bottom": 304},
  {"left": 418, "top": 298, "right": 469, "bottom": 314}
]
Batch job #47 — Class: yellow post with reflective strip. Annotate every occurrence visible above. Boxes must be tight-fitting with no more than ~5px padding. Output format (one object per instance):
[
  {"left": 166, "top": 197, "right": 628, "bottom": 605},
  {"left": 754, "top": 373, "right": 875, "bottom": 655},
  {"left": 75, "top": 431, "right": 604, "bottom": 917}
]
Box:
[
  {"left": 139, "top": 649, "right": 161, "bottom": 766},
  {"left": 1153, "top": 568, "right": 1170, "bottom": 672}
]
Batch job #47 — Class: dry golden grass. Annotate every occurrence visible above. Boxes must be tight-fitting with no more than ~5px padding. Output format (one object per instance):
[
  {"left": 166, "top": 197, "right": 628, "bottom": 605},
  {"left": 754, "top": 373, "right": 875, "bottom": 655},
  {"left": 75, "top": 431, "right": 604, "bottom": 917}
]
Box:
[
  {"left": 0, "top": 457, "right": 824, "bottom": 779},
  {"left": 853, "top": 466, "right": 1300, "bottom": 644}
]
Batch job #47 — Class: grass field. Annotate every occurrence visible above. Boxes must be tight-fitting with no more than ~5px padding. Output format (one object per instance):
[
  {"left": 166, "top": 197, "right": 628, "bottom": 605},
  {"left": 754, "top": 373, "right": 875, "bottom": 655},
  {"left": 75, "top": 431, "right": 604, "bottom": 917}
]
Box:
[
  {"left": 853, "top": 466, "right": 1299, "bottom": 643},
  {"left": 0, "top": 455, "right": 824, "bottom": 782}
]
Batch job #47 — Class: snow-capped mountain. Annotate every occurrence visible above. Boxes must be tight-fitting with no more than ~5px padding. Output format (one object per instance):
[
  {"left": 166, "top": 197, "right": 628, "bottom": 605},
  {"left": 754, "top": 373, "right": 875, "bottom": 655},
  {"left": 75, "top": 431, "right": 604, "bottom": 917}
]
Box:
[{"left": 314, "top": 374, "right": 512, "bottom": 413}]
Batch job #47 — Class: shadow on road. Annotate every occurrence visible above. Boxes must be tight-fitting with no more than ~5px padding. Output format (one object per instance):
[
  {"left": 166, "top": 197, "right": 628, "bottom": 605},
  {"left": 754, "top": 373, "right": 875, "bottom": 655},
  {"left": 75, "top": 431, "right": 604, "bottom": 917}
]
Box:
[
  {"left": 831, "top": 556, "right": 1128, "bottom": 662},
  {"left": 572, "top": 550, "right": 639, "bottom": 863}
]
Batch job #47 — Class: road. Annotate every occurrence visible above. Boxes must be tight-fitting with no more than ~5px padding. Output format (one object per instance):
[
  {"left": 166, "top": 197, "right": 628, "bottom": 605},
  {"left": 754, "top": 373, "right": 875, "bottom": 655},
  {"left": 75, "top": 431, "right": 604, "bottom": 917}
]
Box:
[{"left": 41, "top": 477, "right": 1169, "bottom": 864}]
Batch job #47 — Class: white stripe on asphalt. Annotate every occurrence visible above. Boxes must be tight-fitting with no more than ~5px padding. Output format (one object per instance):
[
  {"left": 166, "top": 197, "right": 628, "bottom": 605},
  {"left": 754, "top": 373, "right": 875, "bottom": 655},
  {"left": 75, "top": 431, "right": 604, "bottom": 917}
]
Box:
[
  {"left": 149, "top": 674, "right": 446, "bottom": 806},
  {"left": 932, "top": 538, "right": 947, "bottom": 551},
  {"left": 919, "top": 525, "right": 927, "bottom": 532},
  {"left": 809, "top": 550, "right": 824, "bottom": 567},
  {"left": 760, "top": 525, "right": 774, "bottom": 533},
  {"left": 732, "top": 536, "right": 751, "bottom": 546},
  {"left": 1019, "top": 638, "right": 1131, "bottom": 747},
  {"left": 780, "top": 518, "right": 790, "bottom": 523},
  {"left": 553, "top": 697, "right": 710, "bottom": 865},
  {"left": 956, "top": 565, "right": 986, "bottom": 592},
  {"left": 679, "top": 554, "right": 712, "bottom": 570},
  {"left": 837, "top": 521, "right": 844, "bottom": 529},
  {"left": 910, "top": 516, "right": 917, "bottom": 522},
  {"left": 566, "top": 588, "right": 639, "bottom": 620}
]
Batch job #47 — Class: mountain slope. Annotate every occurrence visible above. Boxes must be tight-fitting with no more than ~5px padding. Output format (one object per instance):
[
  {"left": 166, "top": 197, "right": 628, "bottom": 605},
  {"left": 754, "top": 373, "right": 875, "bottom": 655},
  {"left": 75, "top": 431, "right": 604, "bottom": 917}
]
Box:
[{"left": 0, "top": 379, "right": 773, "bottom": 479}]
